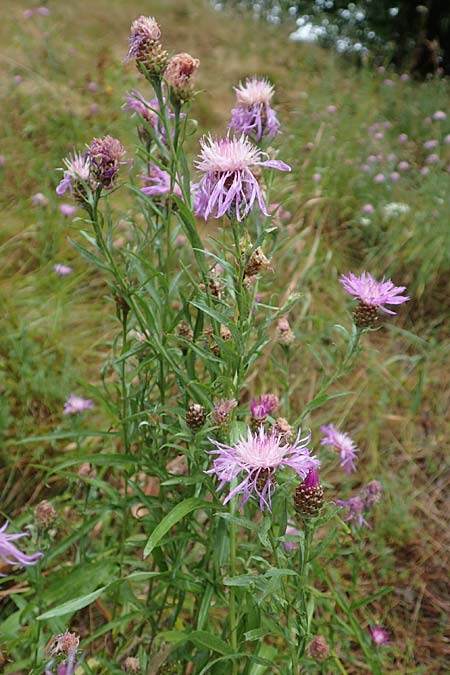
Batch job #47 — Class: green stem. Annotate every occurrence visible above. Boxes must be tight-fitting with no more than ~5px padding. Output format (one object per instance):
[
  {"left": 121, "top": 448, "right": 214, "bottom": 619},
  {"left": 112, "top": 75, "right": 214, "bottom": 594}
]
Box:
[
  {"left": 229, "top": 509, "right": 238, "bottom": 672},
  {"left": 297, "top": 521, "right": 315, "bottom": 659}
]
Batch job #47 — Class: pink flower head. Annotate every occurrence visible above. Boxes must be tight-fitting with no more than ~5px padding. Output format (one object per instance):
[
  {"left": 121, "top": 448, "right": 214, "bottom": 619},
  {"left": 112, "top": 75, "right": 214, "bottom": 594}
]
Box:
[
  {"left": 400, "top": 73, "right": 409, "bottom": 82},
  {"left": 373, "top": 173, "right": 385, "bottom": 183},
  {"left": 444, "top": 134, "right": 450, "bottom": 145},
  {"left": 398, "top": 161, "right": 409, "bottom": 171},
  {"left": 63, "top": 395, "right": 94, "bottom": 415},
  {"left": 373, "top": 132, "right": 384, "bottom": 140},
  {"left": 229, "top": 77, "right": 280, "bottom": 141},
  {"left": 433, "top": 110, "right": 446, "bottom": 121},
  {"left": 361, "top": 203, "right": 374, "bottom": 214},
  {"left": 53, "top": 263, "right": 73, "bottom": 276},
  {"left": 123, "top": 89, "right": 158, "bottom": 124},
  {"left": 87, "top": 135, "right": 126, "bottom": 189},
  {"left": 423, "top": 139, "right": 438, "bottom": 150},
  {"left": 420, "top": 166, "right": 430, "bottom": 176},
  {"left": 320, "top": 423, "right": 359, "bottom": 474},
  {"left": 340, "top": 272, "right": 409, "bottom": 315},
  {"left": 250, "top": 394, "right": 279, "bottom": 420},
  {"left": 426, "top": 153, "right": 440, "bottom": 164},
  {"left": 335, "top": 496, "right": 368, "bottom": 527},
  {"left": 36, "top": 7, "right": 50, "bottom": 15},
  {"left": 390, "top": 171, "right": 400, "bottom": 182},
  {"left": 0, "top": 521, "right": 43, "bottom": 568},
  {"left": 87, "top": 81, "right": 98, "bottom": 93},
  {"left": 383, "top": 79, "right": 394, "bottom": 86},
  {"left": 140, "top": 164, "right": 182, "bottom": 198},
  {"left": 268, "top": 202, "right": 291, "bottom": 222},
  {"left": 31, "top": 192, "right": 49, "bottom": 207},
  {"left": 312, "top": 172, "right": 322, "bottom": 184},
  {"left": 327, "top": 104, "right": 337, "bottom": 113},
  {"left": 59, "top": 203, "right": 77, "bottom": 217},
  {"left": 398, "top": 133, "right": 408, "bottom": 143},
  {"left": 360, "top": 480, "right": 383, "bottom": 509},
  {"left": 206, "top": 426, "right": 319, "bottom": 511},
  {"left": 369, "top": 625, "right": 391, "bottom": 645},
  {"left": 56, "top": 151, "right": 91, "bottom": 197},
  {"left": 126, "top": 16, "right": 161, "bottom": 60},
  {"left": 193, "top": 134, "right": 290, "bottom": 221}
]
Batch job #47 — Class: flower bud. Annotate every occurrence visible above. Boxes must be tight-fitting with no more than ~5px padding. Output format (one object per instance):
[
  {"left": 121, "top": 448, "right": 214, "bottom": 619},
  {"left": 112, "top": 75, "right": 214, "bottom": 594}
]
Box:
[
  {"left": 186, "top": 403, "right": 207, "bottom": 430},
  {"left": 165, "top": 52, "right": 199, "bottom": 102},
  {"left": 294, "top": 468, "right": 324, "bottom": 517},
  {"left": 34, "top": 500, "right": 56, "bottom": 528},
  {"left": 307, "top": 635, "right": 329, "bottom": 661}
]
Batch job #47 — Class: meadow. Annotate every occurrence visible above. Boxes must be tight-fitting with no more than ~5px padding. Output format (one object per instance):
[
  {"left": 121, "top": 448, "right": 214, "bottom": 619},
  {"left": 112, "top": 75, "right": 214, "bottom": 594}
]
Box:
[{"left": 0, "top": 1, "right": 449, "bottom": 673}]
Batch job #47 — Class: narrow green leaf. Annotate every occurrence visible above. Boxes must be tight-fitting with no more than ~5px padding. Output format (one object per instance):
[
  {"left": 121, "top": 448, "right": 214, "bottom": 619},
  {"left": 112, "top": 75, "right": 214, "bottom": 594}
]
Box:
[
  {"left": 143, "top": 498, "right": 211, "bottom": 558},
  {"left": 38, "top": 586, "right": 106, "bottom": 620}
]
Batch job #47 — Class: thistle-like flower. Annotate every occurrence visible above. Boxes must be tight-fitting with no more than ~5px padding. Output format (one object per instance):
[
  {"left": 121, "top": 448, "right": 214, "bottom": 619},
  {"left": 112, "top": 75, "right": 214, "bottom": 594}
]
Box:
[
  {"left": 165, "top": 52, "right": 199, "bottom": 101},
  {"left": 87, "top": 135, "right": 126, "bottom": 190},
  {"left": 56, "top": 151, "right": 91, "bottom": 197},
  {"left": 126, "top": 16, "right": 168, "bottom": 74},
  {"left": 335, "top": 480, "right": 382, "bottom": 528},
  {"left": 193, "top": 134, "right": 290, "bottom": 221},
  {"left": 0, "top": 521, "right": 43, "bottom": 568},
  {"left": 206, "top": 426, "right": 319, "bottom": 511},
  {"left": 369, "top": 625, "right": 391, "bottom": 645},
  {"left": 320, "top": 423, "right": 359, "bottom": 474},
  {"left": 250, "top": 394, "right": 279, "bottom": 422},
  {"left": 63, "top": 395, "right": 94, "bottom": 415},
  {"left": 229, "top": 77, "right": 280, "bottom": 141},
  {"left": 340, "top": 272, "right": 409, "bottom": 328},
  {"left": 211, "top": 399, "right": 238, "bottom": 426}
]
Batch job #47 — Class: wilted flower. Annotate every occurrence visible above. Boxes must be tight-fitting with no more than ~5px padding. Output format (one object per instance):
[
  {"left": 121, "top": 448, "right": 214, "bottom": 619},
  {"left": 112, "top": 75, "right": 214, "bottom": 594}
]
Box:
[
  {"left": 211, "top": 399, "right": 237, "bottom": 426},
  {"left": 307, "top": 635, "right": 330, "bottom": 661},
  {"left": 275, "top": 317, "right": 295, "bottom": 345},
  {"left": 244, "top": 246, "right": 271, "bottom": 277},
  {"left": 34, "top": 500, "right": 56, "bottom": 528},
  {"left": 87, "top": 135, "right": 126, "bottom": 189},
  {"left": 165, "top": 52, "right": 199, "bottom": 101},
  {"left": 56, "top": 151, "right": 91, "bottom": 197},
  {"left": 45, "top": 632, "right": 79, "bottom": 658},
  {"left": 369, "top": 625, "right": 391, "bottom": 645},
  {"left": 0, "top": 521, "right": 43, "bottom": 568},
  {"left": 123, "top": 656, "right": 141, "bottom": 673},
  {"left": 53, "top": 263, "right": 73, "bottom": 276},
  {"left": 320, "top": 423, "right": 359, "bottom": 474},
  {"left": 63, "top": 395, "right": 94, "bottom": 415},
  {"left": 193, "top": 134, "right": 290, "bottom": 221},
  {"left": 273, "top": 417, "right": 293, "bottom": 440},
  {"left": 31, "top": 192, "right": 49, "bottom": 206},
  {"left": 206, "top": 426, "right": 319, "bottom": 511},
  {"left": 340, "top": 272, "right": 409, "bottom": 327},
  {"left": 229, "top": 77, "right": 280, "bottom": 141}
]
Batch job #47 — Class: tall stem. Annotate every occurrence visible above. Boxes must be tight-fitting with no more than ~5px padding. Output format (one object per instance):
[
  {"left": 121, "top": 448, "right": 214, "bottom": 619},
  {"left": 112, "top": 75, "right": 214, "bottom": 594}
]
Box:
[{"left": 297, "top": 521, "right": 314, "bottom": 659}]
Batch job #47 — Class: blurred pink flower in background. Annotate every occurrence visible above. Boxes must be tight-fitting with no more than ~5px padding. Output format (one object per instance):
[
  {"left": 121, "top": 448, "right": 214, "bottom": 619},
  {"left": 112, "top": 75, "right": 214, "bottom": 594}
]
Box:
[
  {"left": 423, "top": 139, "right": 438, "bottom": 149},
  {"left": 433, "top": 110, "right": 446, "bottom": 121},
  {"left": 361, "top": 204, "right": 374, "bottom": 214},
  {"left": 390, "top": 171, "right": 400, "bottom": 182},
  {"left": 64, "top": 395, "right": 94, "bottom": 415},
  {"left": 426, "top": 153, "right": 439, "bottom": 164},
  {"left": 60, "top": 203, "right": 77, "bottom": 217},
  {"left": 398, "top": 161, "right": 409, "bottom": 171},
  {"left": 398, "top": 133, "right": 408, "bottom": 143},
  {"left": 53, "top": 264, "right": 73, "bottom": 276},
  {"left": 420, "top": 166, "right": 430, "bottom": 175},
  {"left": 369, "top": 625, "right": 391, "bottom": 645},
  {"left": 374, "top": 173, "right": 385, "bottom": 183},
  {"left": 31, "top": 192, "right": 49, "bottom": 207}
]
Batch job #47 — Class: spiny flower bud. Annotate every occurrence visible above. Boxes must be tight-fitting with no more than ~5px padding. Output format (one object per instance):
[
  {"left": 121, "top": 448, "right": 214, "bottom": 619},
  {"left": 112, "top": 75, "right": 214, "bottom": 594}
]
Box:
[
  {"left": 127, "top": 16, "right": 168, "bottom": 76},
  {"left": 352, "top": 300, "right": 379, "bottom": 329},
  {"left": 244, "top": 246, "right": 271, "bottom": 277},
  {"left": 212, "top": 399, "right": 237, "bottom": 426},
  {"left": 87, "top": 135, "right": 126, "bottom": 190},
  {"left": 294, "top": 468, "right": 324, "bottom": 517},
  {"left": 45, "top": 632, "right": 80, "bottom": 657},
  {"left": 123, "top": 656, "right": 140, "bottom": 673},
  {"left": 177, "top": 320, "right": 193, "bottom": 342},
  {"left": 186, "top": 403, "right": 207, "bottom": 430},
  {"left": 34, "top": 500, "right": 56, "bottom": 528},
  {"left": 273, "top": 417, "right": 293, "bottom": 441},
  {"left": 275, "top": 317, "right": 295, "bottom": 345},
  {"left": 307, "top": 635, "right": 330, "bottom": 661},
  {"left": 165, "top": 52, "right": 199, "bottom": 102}
]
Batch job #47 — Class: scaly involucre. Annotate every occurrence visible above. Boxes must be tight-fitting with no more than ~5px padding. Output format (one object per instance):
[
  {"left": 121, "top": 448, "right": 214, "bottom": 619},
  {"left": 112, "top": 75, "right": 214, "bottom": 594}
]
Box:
[
  {"left": 339, "top": 272, "right": 409, "bottom": 314},
  {"left": 194, "top": 134, "right": 290, "bottom": 221},
  {"left": 206, "top": 426, "right": 319, "bottom": 511},
  {"left": 229, "top": 77, "right": 280, "bottom": 141}
]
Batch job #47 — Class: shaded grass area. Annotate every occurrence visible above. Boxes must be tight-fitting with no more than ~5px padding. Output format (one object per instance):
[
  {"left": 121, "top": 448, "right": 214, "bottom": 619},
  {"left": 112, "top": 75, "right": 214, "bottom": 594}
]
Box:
[{"left": 0, "top": 0, "right": 449, "bottom": 672}]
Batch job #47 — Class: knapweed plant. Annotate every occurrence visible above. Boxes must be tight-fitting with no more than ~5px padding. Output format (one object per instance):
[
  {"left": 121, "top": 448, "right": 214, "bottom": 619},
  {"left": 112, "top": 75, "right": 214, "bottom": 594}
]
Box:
[{"left": 3, "top": 15, "right": 411, "bottom": 675}]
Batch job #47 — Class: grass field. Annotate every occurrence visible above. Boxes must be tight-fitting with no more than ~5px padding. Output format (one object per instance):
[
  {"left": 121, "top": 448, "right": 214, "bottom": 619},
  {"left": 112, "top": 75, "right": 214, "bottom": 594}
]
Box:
[{"left": 1, "top": 1, "right": 449, "bottom": 673}]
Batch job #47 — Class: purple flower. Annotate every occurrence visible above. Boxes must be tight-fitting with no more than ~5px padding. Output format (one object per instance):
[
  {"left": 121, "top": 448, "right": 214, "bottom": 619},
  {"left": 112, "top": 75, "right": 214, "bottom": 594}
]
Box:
[
  {"left": 53, "top": 263, "right": 73, "bottom": 276},
  {"left": 56, "top": 151, "right": 91, "bottom": 197},
  {"left": 398, "top": 133, "right": 408, "bottom": 144},
  {"left": 59, "top": 204, "right": 77, "bottom": 217},
  {"left": 193, "top": 134, "right": 290, "bottom": 222},
  {"left": 373, "top": 173, "right": 385, "bottom": 183},
  {"left": 335, "top": 496, "right": 368, "bottom": 527},
  {"left": 140, "top": 164, "right": 182, "bottom": 198},
  {"left": 383, "top": 79, "right": 394, "bottom": 87},
  {"left": 369, "top": 625, "right": 391, "bottom": 645},
  {"left": 87, "top": 135, "right": 126, "bottom": 189},
  {"left": 373, "top": 132, "right": 384, "bottom": 140},
  {"left": 340, "top": 272, "right": 409, "bottom": 315},
  {"left": 123, "top": 89, "right": 162, "bottom": 130},
  {"left": 206, "top": 426, "right": 319, "bottom": 511},
  {"left": 390, "top": 171, "right": 400, "bottom": 182},
  {"left": 433, "top": 110, "right": 446, "bottom": 121},
  {"left": 0, "top": 521, "right": 43, "bottom": 568},
  {"left": 423, "top": 139, "right": 438, "bottom": 149},
  {"left": 63, "top": 395, "right": 94, "bottom": 415},
  {"left": 361, "top": 204, "right": 374, "bottom": 214},
  {"left": 283, "top": 522, "right": 301, "bottom": 551},
  {"left": 229, "top": 77, "right": 280, "bottom": 142},
  {"left": 400, "top": 73, "right": 409, "bottom": 82},
  {"left": 126, "top": 15, "right": 161, "bottom": 60},
  {"left": 360, "top": 480, "right": 383, "bottom": 509},
  {"left": 312, "top": 172, "right": 322, "bottom": 184},
  {"left": 398, "top": 161, "right": 409, "bottom": 171},
  {"left": 426, "top": 153, "right": 440, "bottom": 164},
  {"left": 31, "top": 192, "right": 49, "bottom": 206},
  {"left": 444, "top": 134, "right": 450, "bottom": 145},
  {"left": 420, "top": 166, "right": 430, "bottom": 176},
  {"left": 250, "top": 394, "right": 279, "bottom": 421},
  {"left": 327, "top": 104, "right": 337, "bottom": 113},
  {"left": 320, "top": 423, "right": 359, "bottom": 474}
]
